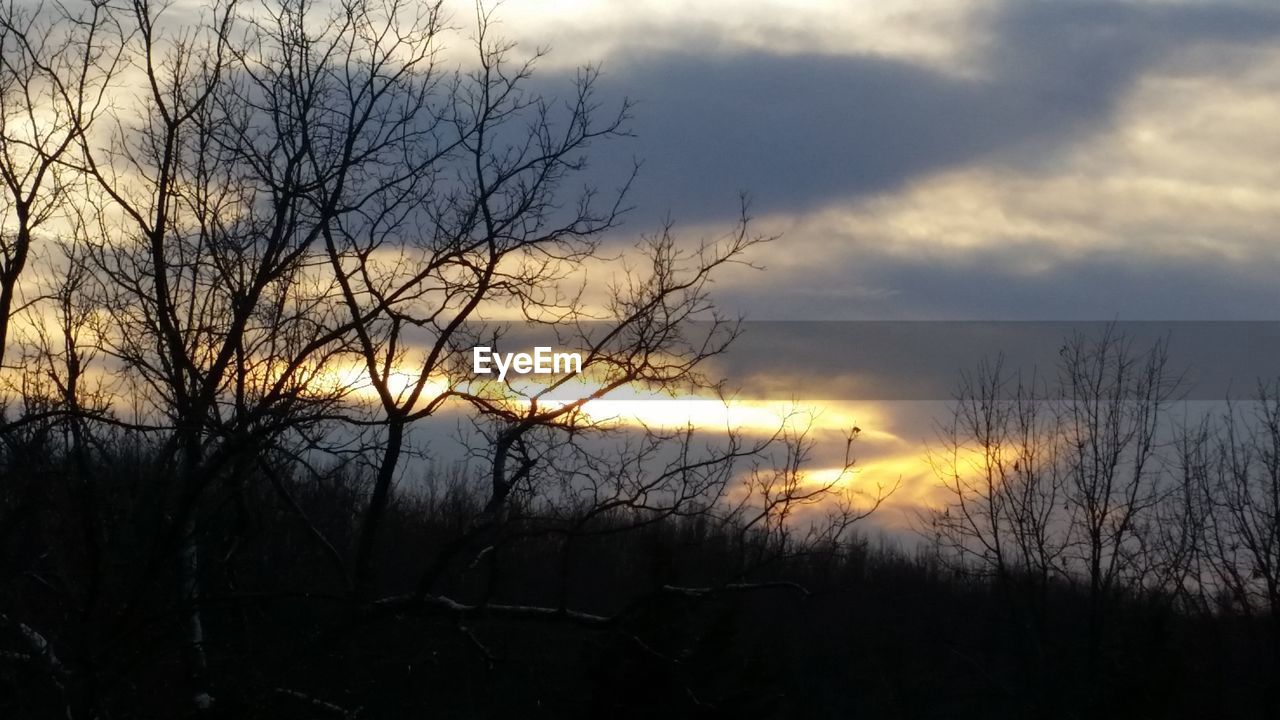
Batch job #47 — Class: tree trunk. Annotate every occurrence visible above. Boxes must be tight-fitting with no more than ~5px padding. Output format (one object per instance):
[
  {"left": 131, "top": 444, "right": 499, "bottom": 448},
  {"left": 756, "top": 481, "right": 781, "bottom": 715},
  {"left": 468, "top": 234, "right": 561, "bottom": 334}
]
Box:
[
  {"left": 354, "top": 418, "right": 405, "bottom": 599},
  {"left": 177, "top": 438, "right": 213, "bottom": 713}
]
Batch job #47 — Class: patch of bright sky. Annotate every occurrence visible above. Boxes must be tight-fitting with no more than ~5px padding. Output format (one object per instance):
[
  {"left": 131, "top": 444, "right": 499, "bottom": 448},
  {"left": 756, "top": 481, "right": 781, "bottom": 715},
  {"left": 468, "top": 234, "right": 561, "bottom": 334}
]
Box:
[{"left": 482, "top": 0, "right": 990, "bottom": 73}]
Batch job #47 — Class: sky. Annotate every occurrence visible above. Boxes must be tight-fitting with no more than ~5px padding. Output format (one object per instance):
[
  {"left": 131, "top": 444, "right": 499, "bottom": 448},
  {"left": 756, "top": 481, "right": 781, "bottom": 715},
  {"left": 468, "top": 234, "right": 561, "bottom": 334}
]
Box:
[
  {"left": 483, "top": 0, "right": 1280, "bottom": 322},
  {"left": 10, "top": 0, "right": 1280, "bottom": 532},
  {"left": 414, "top": 0, "right": 1280, "bottom": 529}
]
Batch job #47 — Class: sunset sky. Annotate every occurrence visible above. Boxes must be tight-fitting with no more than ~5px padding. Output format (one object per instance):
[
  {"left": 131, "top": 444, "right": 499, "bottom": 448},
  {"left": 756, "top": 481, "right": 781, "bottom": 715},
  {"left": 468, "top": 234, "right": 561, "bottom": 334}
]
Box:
[
  {"left": 484, "top": 0, "right": 1280, "bottom": 319},
  {"left": 10, "top": 0, "right": 1280, "bottom": 528},
  {"left": 417, "top": 0, "right": 1280, "bottom": 528}
]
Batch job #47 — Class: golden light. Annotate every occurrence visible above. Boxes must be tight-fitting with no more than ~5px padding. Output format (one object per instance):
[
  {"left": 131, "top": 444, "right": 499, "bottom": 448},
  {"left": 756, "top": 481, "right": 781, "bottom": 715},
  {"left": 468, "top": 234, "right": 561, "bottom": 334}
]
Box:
[
  {"left": 304, "top": 361, "right": 450, "bottom": 406},
  {"left": 539, "top": 381, "right": 864, "bottom": 434}
]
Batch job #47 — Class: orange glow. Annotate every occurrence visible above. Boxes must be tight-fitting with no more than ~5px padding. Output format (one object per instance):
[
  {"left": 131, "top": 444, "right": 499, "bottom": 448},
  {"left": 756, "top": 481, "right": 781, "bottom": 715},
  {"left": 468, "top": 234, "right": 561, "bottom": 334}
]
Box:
[{"left": 305, "top": 361, "right": 451, "bottom": 406}]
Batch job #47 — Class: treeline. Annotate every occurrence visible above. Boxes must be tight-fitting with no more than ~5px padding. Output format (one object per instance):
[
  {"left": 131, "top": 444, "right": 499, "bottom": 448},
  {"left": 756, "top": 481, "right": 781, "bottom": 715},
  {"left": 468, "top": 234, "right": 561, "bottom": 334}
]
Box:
[
  {"left": 927, "top": 327, "right": 1280, "bottom": 718},
  {"left": 3, "top": 434, "right": 1278, "bottom": 719}
]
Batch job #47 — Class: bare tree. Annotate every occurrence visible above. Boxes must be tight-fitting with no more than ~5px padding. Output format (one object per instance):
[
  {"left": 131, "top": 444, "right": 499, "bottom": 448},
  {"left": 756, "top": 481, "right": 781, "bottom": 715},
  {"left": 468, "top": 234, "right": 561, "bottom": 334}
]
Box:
[
  {"left": 1199, "top": 383, "right": 1280, "bottom": 663},
  {"left": 0, "top": 2, "right": 886, "bottom": 715},
  {"left": 0, "top": 5, "right": 123, "bottom": 715},
  {"left": 1057, "top": 328, "right": 1175, "bottom": 676},
  {"left": 929, "top": 329, "right": 1179, "bottom": 708},
  {"left": 927, "top": 354, "right": 1068, "bottom": 710},
  {"left": 0, "top": 0, "right": 120, "bottom": 373},
  {"left": 929, "top": 356, "right": 1068, "bottom": 591},
  {"left": 0, "top": 0, "right": 120, "bottom": 392},
  {"left": 67, "top": 0, "right": 381, "bottom": 707},
  {"left": 1130, "top": 408, "right": 1213, "bottom": 613}
]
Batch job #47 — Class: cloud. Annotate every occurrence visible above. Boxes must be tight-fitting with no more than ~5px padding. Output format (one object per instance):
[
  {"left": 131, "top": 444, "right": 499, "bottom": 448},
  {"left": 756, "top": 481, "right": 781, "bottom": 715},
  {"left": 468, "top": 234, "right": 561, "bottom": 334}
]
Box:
[
  {"left": 492, "top": 0, "right": 984, "bottom": 71},
  {"left": 541, "top": 0, "right": 1280, "bottom": 224},
  {"left": 712, "top": 225, "right": 1280, "bottom": 321}
]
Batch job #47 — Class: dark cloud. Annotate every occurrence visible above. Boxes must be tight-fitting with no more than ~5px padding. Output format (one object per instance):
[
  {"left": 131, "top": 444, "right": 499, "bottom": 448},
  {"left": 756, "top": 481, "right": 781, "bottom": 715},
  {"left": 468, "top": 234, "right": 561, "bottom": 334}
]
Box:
[
  {"left": 716, "top": 240, "right": 1280, "bottom": 321},
  {"left": 554, "top": 1, "right": 1280, "bottom": 224},
  {"left": 703, "top": 319, "right": 1280, "bottom": 401}
]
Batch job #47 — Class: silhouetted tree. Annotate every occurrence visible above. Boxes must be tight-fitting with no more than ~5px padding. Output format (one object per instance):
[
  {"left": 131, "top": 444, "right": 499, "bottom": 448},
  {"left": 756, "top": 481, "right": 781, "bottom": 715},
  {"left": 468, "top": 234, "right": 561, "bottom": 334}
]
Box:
[
  {"left": 1198, "top": 383, "right": 1280, "bottom": 666},
  {"left": 0, "top": 1, "right": 879, "bottom": 716},
  {"left": 1057, "top": 328, "right": 1175, "bottom": 682}
]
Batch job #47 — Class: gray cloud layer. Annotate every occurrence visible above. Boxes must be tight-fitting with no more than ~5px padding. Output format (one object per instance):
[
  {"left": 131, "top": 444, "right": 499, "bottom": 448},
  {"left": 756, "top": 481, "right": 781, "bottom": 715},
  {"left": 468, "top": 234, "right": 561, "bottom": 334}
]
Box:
[
  {"left": 557, "top": 1, "right": 1280, "bottom": 222},
  {"left": 716, "top": 244, "right": 1280, "bottom": 320}
]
